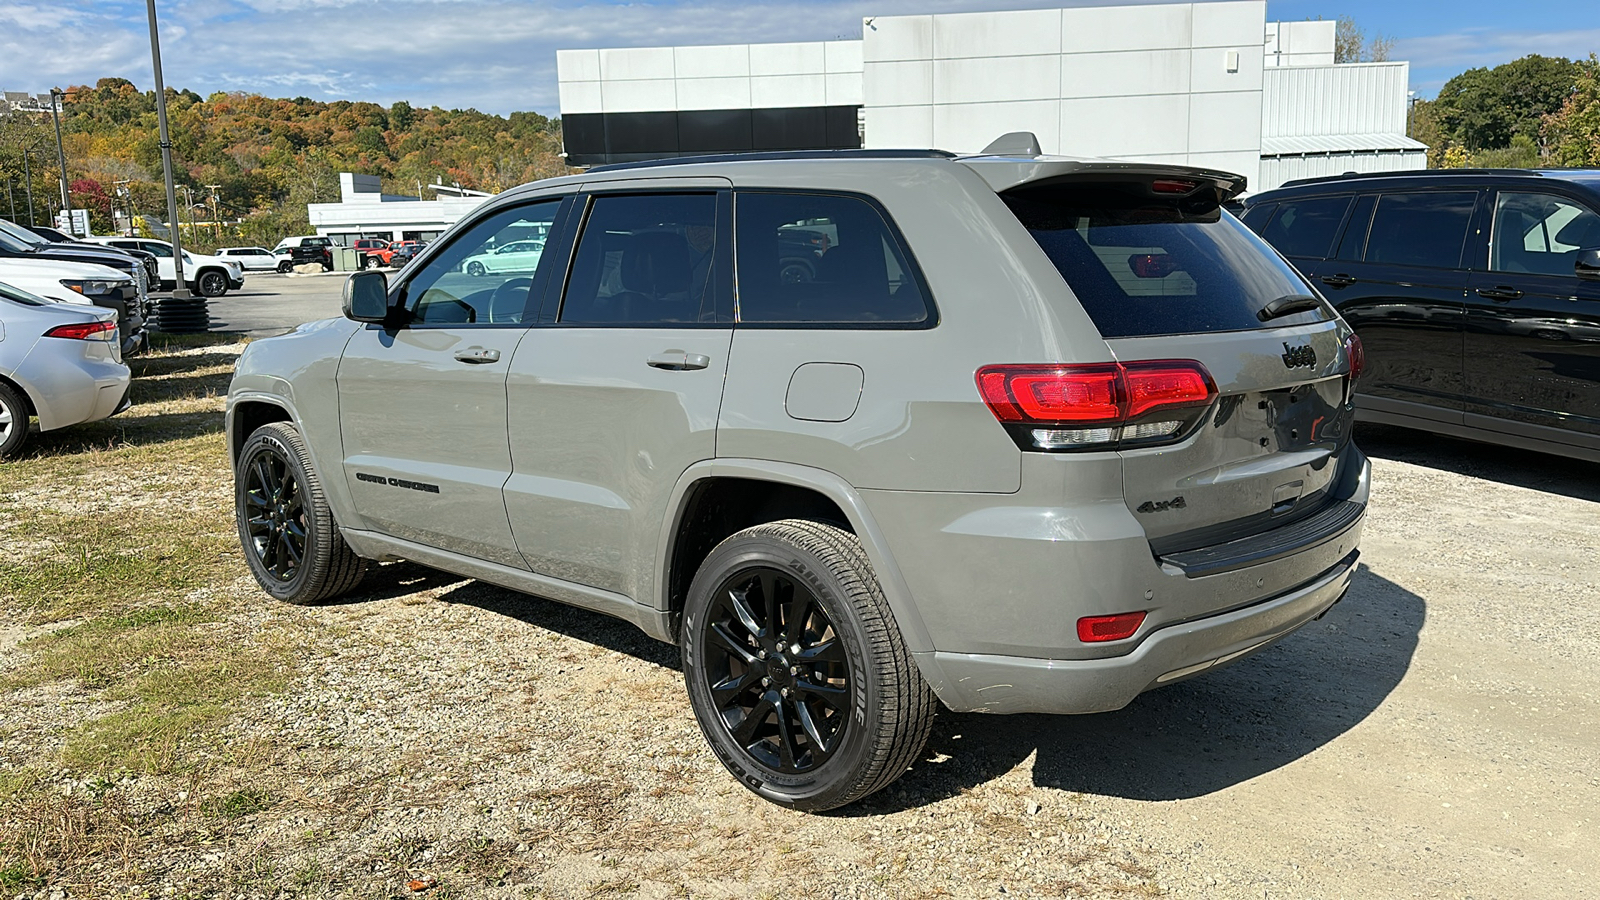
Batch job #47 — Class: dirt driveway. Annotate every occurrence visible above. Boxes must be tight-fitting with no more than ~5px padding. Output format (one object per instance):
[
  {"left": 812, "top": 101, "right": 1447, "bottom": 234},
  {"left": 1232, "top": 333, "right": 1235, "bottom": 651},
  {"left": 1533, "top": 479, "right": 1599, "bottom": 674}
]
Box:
[{"left": 1, "top": 341, "right": 1595, "bottom": 898}]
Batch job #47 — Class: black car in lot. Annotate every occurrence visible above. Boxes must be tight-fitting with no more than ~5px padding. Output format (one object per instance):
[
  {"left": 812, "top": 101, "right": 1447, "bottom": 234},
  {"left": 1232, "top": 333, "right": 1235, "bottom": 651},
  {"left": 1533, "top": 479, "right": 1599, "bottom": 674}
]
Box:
[
  {"left": 22, "top": 223, "right": 163, "bottom": 286},
  {"left": 1241, "top": 169, "right": 1600, "bottom": 463}
]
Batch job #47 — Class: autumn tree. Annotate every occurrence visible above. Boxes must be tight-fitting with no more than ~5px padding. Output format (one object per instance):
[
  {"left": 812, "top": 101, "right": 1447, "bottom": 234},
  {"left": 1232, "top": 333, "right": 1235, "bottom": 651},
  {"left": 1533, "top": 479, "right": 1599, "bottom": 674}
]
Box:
[{"left": 1542, "top": 55, "right": 1600, "bottom": 166}]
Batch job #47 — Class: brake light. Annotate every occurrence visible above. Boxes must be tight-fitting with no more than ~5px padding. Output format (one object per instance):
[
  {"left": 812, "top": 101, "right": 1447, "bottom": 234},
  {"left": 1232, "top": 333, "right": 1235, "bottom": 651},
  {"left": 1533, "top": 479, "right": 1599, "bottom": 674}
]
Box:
[
  {"left": 976, "top": 361, "right": 1216, "bottom": 451},
  {"left": 1151, "top": 179, "right": 1198, "bottom": 194},
  {"left": 1343, "top": 333, "right": 1365, "bottom": 382},
  {"left": 1077, "top": 611, "right": 1147, "bottom": 642},
  {"left": 43, "top": 320, "right": 118, "bottom": 341}
]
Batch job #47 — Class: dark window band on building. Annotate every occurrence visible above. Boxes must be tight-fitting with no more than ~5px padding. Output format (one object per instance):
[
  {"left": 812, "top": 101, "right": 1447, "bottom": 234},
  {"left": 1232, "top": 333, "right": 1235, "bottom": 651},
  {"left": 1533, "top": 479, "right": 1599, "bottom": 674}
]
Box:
[{"left": 563, "top": 106, "right": 862, "bottom": 167}]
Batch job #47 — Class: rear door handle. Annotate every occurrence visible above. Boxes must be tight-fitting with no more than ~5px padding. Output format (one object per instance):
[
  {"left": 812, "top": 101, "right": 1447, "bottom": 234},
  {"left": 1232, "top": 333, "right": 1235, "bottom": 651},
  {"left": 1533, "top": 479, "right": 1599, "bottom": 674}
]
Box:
[
  {"left": 647, "top": 350, "right": 711, "bottom": 371},
  {"left": 1475, "top": 286, "right": 1524, "bottom": 302},
  {"left": 1320, "top": 273, "right": 1357, "bottom": 287},
  {"left": 453, "top": 347, "right": 501, "bottom": 364}
]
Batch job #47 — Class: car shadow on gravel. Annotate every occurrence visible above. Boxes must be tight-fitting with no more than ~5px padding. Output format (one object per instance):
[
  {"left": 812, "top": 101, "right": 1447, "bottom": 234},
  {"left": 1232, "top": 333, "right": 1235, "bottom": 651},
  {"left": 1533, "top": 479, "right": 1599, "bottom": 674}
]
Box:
[
  {"left": 1355, "top": 423, "right": 1600, "bottom": 503},
  {"left": 844, "top": 564, "right": 1425, "bottom": 813},
  {"left": 432, "top": 577, "right": 684, "bottom": 670}
]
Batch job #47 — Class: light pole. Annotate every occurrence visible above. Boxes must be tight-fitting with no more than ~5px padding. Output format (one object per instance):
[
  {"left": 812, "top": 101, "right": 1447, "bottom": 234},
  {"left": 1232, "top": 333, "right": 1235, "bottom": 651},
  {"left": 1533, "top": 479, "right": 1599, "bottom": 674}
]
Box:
[
  {"left": 49, "top": 88, "right": 70, "bottom": 227},
  {"left": 21, "top": 149, "right": 34, "bottom": 226},
  {"left": 146, "top": 0, "right": 188, "bottom": 297}
]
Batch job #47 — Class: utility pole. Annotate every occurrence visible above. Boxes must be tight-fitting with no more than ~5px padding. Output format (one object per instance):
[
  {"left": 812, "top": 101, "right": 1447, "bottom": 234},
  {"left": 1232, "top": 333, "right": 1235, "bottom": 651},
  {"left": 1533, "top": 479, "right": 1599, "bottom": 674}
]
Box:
[
  {"left": 206, "top": 183, "right": 220, "bottom": 240},
  {"left": 114, "top": 179, "right": 131, "bottom": 236},
  {"left": 21, "top": 149, "right": 34, "bottom": 226},
  {"left": 146, "top": 0, "right": 188, "bottom": 297},
  {"left": 4, "top": 176, "right": 13, "bottom": 220},
  {"left": 49, "top": 88, "right": 70, "bottom": 226}
]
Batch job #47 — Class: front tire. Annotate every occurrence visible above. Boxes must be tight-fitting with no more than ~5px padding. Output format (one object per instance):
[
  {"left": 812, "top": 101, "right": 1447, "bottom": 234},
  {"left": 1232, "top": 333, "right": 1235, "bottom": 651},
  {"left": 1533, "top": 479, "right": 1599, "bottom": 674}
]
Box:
[
  {"left": 682, "top": 519, "right": 935, "bottom": 811},
  {"left": 277, "top": 260, "right": 293, "bottom": 273},
  {"left": 235, "top": 422, "right": 367, "bottom": 604},
  {"left": 0, "top": 382, "right": 29, "bottom": 459},
  {"left": 197, "top": 270, "right": 228, "bottom": 297},
  {"left": 466, "top": 261, "right": 486, "bottom": 277}
]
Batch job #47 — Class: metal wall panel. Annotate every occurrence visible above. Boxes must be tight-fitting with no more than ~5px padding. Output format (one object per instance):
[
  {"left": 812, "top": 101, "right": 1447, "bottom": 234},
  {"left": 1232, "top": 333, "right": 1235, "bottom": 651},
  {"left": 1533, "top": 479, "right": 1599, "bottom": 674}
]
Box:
[
  {"left": 1257, "top": 149, "right": 1426, "bottom": 192},
  {"left": 1261, "top": 63, "right": 1410, "bottom": 138}
]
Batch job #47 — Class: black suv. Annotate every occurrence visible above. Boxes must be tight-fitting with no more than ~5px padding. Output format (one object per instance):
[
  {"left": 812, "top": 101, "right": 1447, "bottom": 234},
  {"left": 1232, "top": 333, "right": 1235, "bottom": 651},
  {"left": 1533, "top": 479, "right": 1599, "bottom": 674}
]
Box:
[{"left": 1241, "top": 169, "right": 1600, "bottom": 463}]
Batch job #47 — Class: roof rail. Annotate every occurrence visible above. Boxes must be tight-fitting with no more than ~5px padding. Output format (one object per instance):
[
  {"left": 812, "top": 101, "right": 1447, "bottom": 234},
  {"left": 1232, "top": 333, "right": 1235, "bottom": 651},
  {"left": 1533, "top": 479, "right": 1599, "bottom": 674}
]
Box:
[
  {"left": 1279, "top": 168, "right": 1548, "bottom": 188},
  {"left": 586, "top": 148, "right": 958, "bottom": 173}
]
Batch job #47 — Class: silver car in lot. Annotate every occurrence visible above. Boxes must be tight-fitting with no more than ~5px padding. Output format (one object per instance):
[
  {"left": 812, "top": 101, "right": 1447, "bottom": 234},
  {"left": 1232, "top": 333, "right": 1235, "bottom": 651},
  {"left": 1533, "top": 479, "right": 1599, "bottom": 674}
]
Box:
[
  {"left": 0, "top": 282, "right": 131, "bottom": 459},
  {"left": 228, "top": 142, "right": 1368, "bottom": 811}
]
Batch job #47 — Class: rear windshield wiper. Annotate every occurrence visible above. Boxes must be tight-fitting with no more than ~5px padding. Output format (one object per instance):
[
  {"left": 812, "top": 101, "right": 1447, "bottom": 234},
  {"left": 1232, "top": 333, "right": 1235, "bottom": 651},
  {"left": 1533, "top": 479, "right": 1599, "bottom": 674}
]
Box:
[{"left": 1257, "top": 293, "right": 1324, "bottom": 322}]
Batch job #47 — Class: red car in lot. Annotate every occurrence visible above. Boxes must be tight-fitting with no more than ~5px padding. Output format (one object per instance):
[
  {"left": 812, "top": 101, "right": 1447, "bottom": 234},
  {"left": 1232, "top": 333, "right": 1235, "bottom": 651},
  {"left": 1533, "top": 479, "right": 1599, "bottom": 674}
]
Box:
[{"left": 354, "top": 239, "right": 394, "bottom": 269}]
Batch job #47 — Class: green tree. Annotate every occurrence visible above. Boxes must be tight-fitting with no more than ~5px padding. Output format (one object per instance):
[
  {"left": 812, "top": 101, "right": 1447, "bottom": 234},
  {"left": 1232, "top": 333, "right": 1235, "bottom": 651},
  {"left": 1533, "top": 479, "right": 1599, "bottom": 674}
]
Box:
[
  {"left": 1434, "top": 55, "right": 1582, "bottom": 151},
  {"left": 1542, "top": 55, "right": 1600, "bottom": 166}
]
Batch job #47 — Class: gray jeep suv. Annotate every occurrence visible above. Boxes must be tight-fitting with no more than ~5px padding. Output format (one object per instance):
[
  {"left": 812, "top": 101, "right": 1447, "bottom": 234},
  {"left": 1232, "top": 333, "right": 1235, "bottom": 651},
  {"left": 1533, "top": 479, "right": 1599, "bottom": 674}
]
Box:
[{"left": 228, "top": 143, "right": 1369, "bottom": 811}]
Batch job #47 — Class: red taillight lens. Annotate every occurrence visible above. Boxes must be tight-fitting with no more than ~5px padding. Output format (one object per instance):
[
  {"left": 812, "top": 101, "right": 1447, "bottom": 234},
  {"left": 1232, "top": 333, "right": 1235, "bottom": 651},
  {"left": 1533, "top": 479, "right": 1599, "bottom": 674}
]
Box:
[
  {"left": 43, "top": 320, "right": 118, "bottom": 341},
  {"left": 1077, "top": 611, "right": 1147, "bottom": 643},
  {"left": 1343, "top": 333, "right": 1365, "bottom": 382},
  {"left": 1151, "top": 179, "right": 1198, "bottom": 194},
  {"left": 1128, "top": 253, "right": 1176, "bottom": 278},
  {"left": 976, "top": 361, "right": 1216, "bottom": 450}
]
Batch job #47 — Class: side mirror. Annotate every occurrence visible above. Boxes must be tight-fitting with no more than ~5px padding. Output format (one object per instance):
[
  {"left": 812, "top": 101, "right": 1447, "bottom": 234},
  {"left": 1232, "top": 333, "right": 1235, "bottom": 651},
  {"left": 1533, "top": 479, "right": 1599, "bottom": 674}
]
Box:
[
  {"left": 1576, "top": 248, "right": 1600, "bottom": 282},
  {"left": 342, "top": 270, "right": 391, "bottom": 323}
]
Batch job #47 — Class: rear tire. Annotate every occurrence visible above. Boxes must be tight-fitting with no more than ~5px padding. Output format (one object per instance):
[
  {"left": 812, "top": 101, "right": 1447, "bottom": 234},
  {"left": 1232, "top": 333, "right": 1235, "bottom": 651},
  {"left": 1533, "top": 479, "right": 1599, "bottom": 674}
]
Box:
[
  {"left": 235, "top": 422, "right": 367, "bottom": 604},
  {"left": 681, "top": 519, "right": 935, "bottom": 811},
  {"left": 276, "top": 260, "right": 292, "bottom": 273},
  {"left": 0, "top": 382, "right": 30, "bottom": 459}
]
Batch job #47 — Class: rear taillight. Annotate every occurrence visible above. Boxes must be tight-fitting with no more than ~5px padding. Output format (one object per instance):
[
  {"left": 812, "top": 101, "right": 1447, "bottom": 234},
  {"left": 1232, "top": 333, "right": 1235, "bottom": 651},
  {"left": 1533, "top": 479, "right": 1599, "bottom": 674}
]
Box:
[
  {"left": 1343, "top": 333, "right": 1365, "bottom": 383},
  {"left": 43, "top": 320, "right": 118, "bottom": 341},
  {"left": 976, "top": 360, "right": 1216, "bottom": 451}
]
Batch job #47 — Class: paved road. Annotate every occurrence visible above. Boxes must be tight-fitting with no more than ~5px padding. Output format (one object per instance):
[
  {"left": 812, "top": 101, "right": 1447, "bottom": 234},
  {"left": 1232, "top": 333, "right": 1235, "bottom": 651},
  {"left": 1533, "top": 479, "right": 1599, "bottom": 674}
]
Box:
[{"left": 181, "top": 270, "right": 349, "bottom": 338}]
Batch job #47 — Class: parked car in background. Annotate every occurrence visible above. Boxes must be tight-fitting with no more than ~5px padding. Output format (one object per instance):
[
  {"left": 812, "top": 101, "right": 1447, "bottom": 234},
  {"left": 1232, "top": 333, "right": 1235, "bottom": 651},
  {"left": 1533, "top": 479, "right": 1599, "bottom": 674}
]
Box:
[
  {"left": 354, "top": 239, "right": 394, "bottom": 269},
  {"left": 0, "top": 256, "right": 149, "bottom": 358},
  {"left": 216, "top": 246, "right": 282, "bottom": 272},
  {"left": 273, "top": 235, "right": 333, "bottom": 272},
  {"left": 83, "top": 236, "right": 245, "bottom": 297},
  {"left": 0, "top": 280, "right": 131, "bottom": 458},
  {"left": 1241, "top": 168, "right": 1600, "bottom": 463},
  {"left": 20, "top": 224, "right": 162, "bottom": 286},
  {"left": 0, "top": 218, "right": 151, "bottom": 302},
  {"left": 387, "top": 240, "right": 427, "bottom": 268},
  {"left": 229, "top": 145, "right": 1368, "bottom": 811},
  {"left": 459, "top": 238, "right": 542, "bottom": 276}
]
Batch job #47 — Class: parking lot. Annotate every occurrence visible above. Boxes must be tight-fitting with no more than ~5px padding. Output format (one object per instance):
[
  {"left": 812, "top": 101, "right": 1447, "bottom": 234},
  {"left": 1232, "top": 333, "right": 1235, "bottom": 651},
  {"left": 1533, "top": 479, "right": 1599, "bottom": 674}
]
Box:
[{"left": 0, "top": 276, "right": 1595, "bottom": 896}]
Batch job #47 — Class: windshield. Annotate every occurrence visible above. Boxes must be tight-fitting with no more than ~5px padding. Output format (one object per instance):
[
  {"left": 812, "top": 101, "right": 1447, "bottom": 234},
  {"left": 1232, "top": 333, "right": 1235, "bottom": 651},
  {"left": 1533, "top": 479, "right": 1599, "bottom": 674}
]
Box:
[
  {"left": 0, "top": 218, "right": 47, "bottom": 248},
  {"left": 1001, "top": 183, "right": 1329, "bottom": 338}
]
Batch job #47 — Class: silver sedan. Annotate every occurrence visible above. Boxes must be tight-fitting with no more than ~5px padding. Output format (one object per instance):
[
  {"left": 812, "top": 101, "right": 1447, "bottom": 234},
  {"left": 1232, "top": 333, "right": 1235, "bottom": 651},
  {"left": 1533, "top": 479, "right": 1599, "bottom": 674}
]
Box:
[{"left": 0, "top": 281, "right": 132, "bottom": 459}]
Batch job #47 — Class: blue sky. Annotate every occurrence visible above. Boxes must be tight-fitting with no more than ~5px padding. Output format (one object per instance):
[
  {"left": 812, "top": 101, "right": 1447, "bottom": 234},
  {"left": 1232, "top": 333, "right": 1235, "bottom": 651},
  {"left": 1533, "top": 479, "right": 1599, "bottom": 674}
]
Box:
[{"left": 1, "top": 0, "right": 1594, "bottom": 116}]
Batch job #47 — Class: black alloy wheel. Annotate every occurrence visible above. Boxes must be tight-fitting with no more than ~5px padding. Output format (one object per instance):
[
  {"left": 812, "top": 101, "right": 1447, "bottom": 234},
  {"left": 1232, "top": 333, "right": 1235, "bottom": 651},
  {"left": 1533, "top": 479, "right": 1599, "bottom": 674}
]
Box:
[
  {"left": 235, "top": 422, "right": 367, "bottom": 604},
  {"left": 0, "top": 381, "right": 29, "bottom": 459},
  {"left": 702, "top": 566, "right": 853, "bottom": 774},
  {"left": 277, "top": 260, "right": 293, "bottom": 273},
  {"left": 682, "top": 519, "right": 936, "bottom": 811},
  {"left": 197, "top": 270, "right": 228, "bottom": 297}
]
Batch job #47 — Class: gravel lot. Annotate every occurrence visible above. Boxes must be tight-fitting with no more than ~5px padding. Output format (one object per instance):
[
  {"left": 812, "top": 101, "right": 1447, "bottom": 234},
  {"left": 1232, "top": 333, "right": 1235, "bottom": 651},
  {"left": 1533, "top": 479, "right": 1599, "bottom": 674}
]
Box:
[{"left": 1, "top": 325, "right": 1595, "bottom": 897}]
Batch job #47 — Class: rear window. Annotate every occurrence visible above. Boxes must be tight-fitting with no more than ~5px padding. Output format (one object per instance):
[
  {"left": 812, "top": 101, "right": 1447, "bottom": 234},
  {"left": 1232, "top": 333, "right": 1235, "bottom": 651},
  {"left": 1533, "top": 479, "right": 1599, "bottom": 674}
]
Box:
[{"left": 1002, "top": 183, "right": 1328, "bottom": 338}]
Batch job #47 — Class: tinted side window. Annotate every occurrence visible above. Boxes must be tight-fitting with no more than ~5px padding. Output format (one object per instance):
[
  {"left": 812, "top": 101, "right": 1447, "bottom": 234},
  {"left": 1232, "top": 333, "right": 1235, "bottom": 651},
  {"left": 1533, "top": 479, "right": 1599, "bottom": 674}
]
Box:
[
  {"left": 734, "top": 191, "right": 931, "bottom": 325},
  {"left": 1335, "top": 195, "right": 1376, "bottom": 260},
  {"left": 560, "top": 193, "right": 718, "bottom": 326},
  {"left": 1239, "top": 202, "right": 1276, "bottom": 233},
  {"left": 398, "top": 199, "right": 564, "bottom": 325},
  {"left": 1365, "top": 192, "right": 1476, "bottom": 269},
  {"left": 1260, "top": 195, "right": 1351, "bottom": 259},
  {"left": 1491, "top": 192, "right": 1600, "bottom": 277}
]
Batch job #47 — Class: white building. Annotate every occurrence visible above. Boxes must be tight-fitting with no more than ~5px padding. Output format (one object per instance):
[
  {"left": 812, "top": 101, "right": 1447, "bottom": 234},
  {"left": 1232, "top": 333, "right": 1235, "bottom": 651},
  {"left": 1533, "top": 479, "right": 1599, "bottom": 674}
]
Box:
[
  {"left": 307, "top": 173, "right": 493, "bottom": 245},
  {"left": 556, "top": 1, "right": 1425, "bottom": 192}
]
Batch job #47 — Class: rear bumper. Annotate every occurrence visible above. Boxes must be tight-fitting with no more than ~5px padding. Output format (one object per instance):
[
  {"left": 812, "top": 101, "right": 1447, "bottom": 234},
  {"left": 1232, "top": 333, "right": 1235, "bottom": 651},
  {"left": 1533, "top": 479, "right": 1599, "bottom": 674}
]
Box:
[{"left": 918, "top": 547, "right": 1358, "bottom": 714}]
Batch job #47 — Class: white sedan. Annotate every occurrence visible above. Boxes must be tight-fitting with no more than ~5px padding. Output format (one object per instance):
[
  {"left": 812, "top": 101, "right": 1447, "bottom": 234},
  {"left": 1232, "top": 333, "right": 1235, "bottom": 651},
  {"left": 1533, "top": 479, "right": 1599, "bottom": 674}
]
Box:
[
  {"left": 461, "top": 239, "right": 544, "bottom": 276},
  {"left": 0, "top": 281, "right": 131, "bottom": 458}
]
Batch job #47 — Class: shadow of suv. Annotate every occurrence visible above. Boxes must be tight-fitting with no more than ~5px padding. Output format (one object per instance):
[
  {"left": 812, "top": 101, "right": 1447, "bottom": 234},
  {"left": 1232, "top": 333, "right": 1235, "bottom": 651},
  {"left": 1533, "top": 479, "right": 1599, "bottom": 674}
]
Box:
[
  {"left": 1241, "top": 168, "right": 1600, "bottom": 462},
  {"left": 227, "top": 140, "right": 1369, "bottom": 812}
]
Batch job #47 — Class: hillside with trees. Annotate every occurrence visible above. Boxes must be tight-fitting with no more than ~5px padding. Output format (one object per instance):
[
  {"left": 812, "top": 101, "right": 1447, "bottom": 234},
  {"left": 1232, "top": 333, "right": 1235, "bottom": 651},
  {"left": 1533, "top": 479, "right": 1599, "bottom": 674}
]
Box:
[
  {"left": 1, "top": 78, "right": 566, "bottom": 248},
  {"left": 1409, "top": 54, "right": 1600, "bottom": 168}
]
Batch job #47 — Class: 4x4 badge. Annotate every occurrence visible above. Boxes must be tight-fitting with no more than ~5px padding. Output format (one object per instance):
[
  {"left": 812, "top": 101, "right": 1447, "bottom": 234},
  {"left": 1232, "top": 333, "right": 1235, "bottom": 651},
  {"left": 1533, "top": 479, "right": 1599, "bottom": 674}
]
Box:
[{"left": 1281, "top": 342, "right": 1316, "bottom": 369}]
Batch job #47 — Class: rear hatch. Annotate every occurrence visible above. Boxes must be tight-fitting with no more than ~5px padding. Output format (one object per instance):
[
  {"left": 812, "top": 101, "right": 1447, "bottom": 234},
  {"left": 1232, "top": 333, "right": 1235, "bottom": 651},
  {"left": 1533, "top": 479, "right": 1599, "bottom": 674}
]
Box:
[{"left": 973, "top": 159, "right": 1362, "bottom": 572}]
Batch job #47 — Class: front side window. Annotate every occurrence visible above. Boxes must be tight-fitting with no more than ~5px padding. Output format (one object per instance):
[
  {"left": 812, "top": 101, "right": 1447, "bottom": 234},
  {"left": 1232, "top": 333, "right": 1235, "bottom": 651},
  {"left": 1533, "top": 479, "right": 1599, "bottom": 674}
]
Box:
[
  {"left": 397, "top": 199, "right": 564, "bottom": 325},
  {"left": 1490, "top": 192, "right": 1600, "bottom": 277},
  {"left": 559, "top": 193, "right": 718, "bottom": 326},
  {"left": 1364, "top": 192, "right": 1476, "bottom": 269},
  {"left": 1260, "top": 195, "right": 1351, "bottom": 259},
  {"left": 734, "top": 191, "right": 932, "bottom": 325},
  {"left": 134, "top": 241, "right": 171, "bottom": 258}
]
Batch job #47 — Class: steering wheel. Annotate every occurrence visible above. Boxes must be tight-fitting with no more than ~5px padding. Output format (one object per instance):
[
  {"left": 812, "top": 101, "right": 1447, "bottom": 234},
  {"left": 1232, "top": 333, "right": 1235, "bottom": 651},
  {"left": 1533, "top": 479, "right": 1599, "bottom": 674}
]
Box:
[{"left": 488, "top": 277, "right": 534, "bottom": 323}]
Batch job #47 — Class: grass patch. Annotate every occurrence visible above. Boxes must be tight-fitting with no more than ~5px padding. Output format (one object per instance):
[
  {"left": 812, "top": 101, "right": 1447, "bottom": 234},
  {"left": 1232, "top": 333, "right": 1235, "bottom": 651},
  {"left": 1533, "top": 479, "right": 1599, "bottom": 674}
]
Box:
[{"left": 202, "top": 788, "right": 274, "bottom": 820}]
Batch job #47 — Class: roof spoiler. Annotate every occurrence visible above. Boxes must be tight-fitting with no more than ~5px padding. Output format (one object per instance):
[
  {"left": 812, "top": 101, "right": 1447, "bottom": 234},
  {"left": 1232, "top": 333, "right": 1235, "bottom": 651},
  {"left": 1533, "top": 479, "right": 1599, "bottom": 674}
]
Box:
[{"left": 959, "top": 156, "right": 1248, "bottom": 201}]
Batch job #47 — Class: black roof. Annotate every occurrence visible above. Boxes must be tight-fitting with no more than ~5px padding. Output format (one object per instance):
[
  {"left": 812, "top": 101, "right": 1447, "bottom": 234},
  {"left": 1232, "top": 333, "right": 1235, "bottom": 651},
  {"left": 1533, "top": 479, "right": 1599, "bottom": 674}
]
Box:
[
  {"left": 1277, "top": 168, "right": 1600, "bottom": 189},
  {"left": 586, "top": 148, "right": 958, "bottom": 173}
]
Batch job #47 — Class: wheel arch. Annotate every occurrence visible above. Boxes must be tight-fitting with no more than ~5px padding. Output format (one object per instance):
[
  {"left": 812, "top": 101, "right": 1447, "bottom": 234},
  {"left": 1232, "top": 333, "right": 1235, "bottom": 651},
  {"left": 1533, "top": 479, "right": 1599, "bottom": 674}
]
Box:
[
  {"left": 228, "top": 395, "right": 296, "bottom": 468},
  {"left": 0, "top": 372, "right": 38, "bottom": 422},
  {"left": 656, "top": 459, "right": 935, "bottom": 656}
]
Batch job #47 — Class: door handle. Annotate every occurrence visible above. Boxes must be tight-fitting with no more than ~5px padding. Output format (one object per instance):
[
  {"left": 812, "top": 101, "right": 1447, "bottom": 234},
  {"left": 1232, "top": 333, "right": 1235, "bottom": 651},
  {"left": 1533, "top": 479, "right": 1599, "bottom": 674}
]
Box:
[
  {"left": 647, "top": 350, "right": 711, "bottom": 371},
  {"left": 1320, "top": 273, "right": 1357, "bottom": 287},
  {"left": 453, "top": 347, "right": 501, "bottom": 364},
  {"left": 1475, "top": 286, "right": 1524, "bottom": 302}
]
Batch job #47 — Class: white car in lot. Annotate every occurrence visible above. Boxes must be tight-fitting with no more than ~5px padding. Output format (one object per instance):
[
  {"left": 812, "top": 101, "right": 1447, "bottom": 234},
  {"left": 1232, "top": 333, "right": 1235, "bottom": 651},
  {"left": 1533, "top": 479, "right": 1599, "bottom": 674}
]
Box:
[
  {"left": 460, "top": 239, "right": 544, "bottom": 276},
  {"left": 82, "top": 237, "right": 245, "bottom": 297},
  {"left": 215, "top": 246, "right": 281, "bottom": 273},
  {"left": 0, "top": 281, "right": 131, "bottom": 458},
  {"left": 0, "top": 257, "right": 148, "bottom": 357}
]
